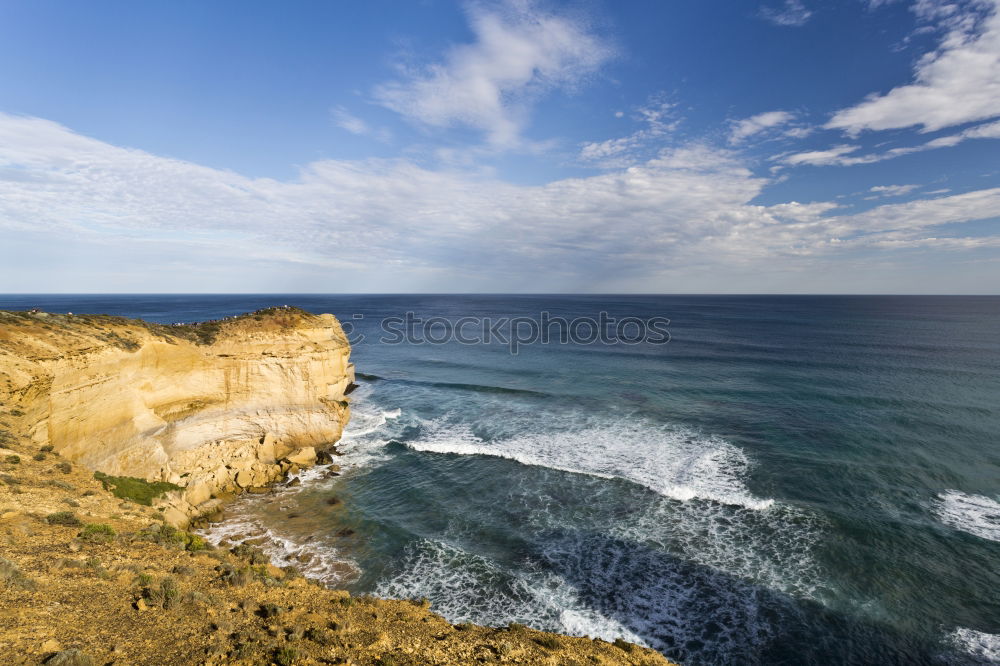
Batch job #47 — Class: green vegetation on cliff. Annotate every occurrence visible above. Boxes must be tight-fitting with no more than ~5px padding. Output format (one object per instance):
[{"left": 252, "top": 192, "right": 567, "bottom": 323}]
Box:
[{"left": 93, "top": 471, "right": 181, "bottom": 506}]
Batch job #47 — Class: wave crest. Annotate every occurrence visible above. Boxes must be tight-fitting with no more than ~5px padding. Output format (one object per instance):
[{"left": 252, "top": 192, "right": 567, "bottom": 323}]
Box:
[
  {"left": 405, "top": 418, "right": 775, "bottom": 511},
  {"left": 935, "top": 490, "right": 1000, "bottom": 542}
]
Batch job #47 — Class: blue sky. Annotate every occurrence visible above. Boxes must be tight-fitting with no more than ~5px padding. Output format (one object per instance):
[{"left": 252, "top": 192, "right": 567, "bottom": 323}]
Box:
[{"left": 0, "top": 0, "right": 998, "bottom": 293}]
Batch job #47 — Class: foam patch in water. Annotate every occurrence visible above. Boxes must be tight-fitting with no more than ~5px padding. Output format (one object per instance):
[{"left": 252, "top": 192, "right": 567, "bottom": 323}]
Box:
[
  {"left": 198, "top": 465, "right": 363, "bottom": 585},
  {"left": 373, "top": 531, "right": 809, "bottom": 663},
  {"left": 935, "top": 490, "right": 1000, "bottom": 542},
  {"left": 948, "top": 628, "right": 1000, "bottom": 664},
  {"left": 374, "top": 537, "right": 648, "bottom": 646},
  {"left": 335, "top": 384, "right": 401, "bottom": 468}
]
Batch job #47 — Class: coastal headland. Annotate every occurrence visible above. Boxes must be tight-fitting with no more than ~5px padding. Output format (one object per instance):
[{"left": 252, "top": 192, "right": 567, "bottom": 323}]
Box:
[{"left": 0, "top": 308, "right": 672, "bottom": 665}]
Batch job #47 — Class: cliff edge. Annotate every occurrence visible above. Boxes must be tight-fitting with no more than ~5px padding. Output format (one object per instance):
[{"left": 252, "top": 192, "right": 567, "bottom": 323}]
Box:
[
  {"left": 0, "top": 308, "right": 674, "bottom": 665},
  {"left": 0, "top": 307, "right": 354, "bottom": 526}
]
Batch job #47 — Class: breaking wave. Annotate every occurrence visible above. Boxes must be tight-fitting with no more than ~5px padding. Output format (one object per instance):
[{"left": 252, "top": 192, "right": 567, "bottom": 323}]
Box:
[
  {"left": 935, "top": 490, "right": 1000, "bottom": 542},
  {"left": 404, "top": 416, "right": 775, "bottom": 510},
  {"left": 948, "top": 628, "right": 1000, "bottom": 664}
]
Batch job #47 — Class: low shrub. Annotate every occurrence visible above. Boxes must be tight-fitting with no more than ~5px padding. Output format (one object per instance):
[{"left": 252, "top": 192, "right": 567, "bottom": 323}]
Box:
[
  {"left": 160, "top": 577, "right": 179, "bottom": 608},
  {"left": 55, "top": 461, "right": 72, "bottom": 474},
  {"left": 46, "top": 511, "right": 82, "bottom": 527},
  {"left": 141, "top": 576, "right": 180, "bottom": 609},
  {"left": 613, "top": 638, "right": 635, "bottom": 653},
  {"left": 84, "top": 557, "right": 111, "bottom": 580},
  {"left": 133, "top": 572, "right": 154, "bottom": 587},
  {"left": 216, "top": 563, "right": 250, "bottom": 587},
  {"left": 258, "top": 602, "right": 283, "bottom": 619},
  {"left": 78, "top": 523, "right": 116, "bottom": 543},
  {"left": 231, "top": 543, "right": 268, "bottom": 565},
  {"left": 4, "top": 455, "right": 20, "bottom": 464},
  {"left": 535, "top": 636, "right": 561, "bottom": 650},
  {"left": 185, "top": 533, "right": 209, "bottom": 552},
  {"left": 135, "top": 523, "right": 206, "bottom": 550},
  {"left": 274, "top": 647, "right": 296, "bottom": 666}
]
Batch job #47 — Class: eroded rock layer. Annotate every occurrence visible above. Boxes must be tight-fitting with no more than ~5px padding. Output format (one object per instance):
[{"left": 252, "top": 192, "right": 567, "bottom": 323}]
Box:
[{"left": 0, "top": 307, "right": 353, "bottom": 525}]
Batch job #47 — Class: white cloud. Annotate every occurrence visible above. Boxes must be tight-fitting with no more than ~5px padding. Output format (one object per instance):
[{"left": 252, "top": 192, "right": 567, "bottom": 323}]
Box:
[
  {"left": 578, "top": 97, "right": 678, "bottom": 166},
  {"left": 779, "top": 116, "right": 1000, "bottom": 166},
  {"left": 779, "top": 144, "right": 861, "bottom": 166},
  {"left": 373, "top": 0, "right": 613, "bottom": 148},
  {"left": 963, "top": 117, "right": 1000, "bottom": 137},
  {"left": 2, "top": 113, "right": 998, "bottom": 292},
  {"left": 759, "top": 0, "right": 813, "bottom": 26},
  {"left": 332, "top": 106, "right": 369, "bottom": 135},
  {"left": 827, "top": 0, "right": 1000, "bottom": 134},
  {"left": 868, "top": 184, "right": 920, "bottom": 197},
  {"left": 332, "top": 106, "right": 392, "bottom": 143},
  {"left": 729, "top": 110, "right": 796, "bottom": 144}
]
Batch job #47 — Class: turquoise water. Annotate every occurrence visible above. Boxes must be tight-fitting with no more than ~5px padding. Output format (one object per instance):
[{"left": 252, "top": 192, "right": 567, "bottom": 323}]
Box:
[{"left": 4, "top": 295, "right": 999, "bottom": 664}]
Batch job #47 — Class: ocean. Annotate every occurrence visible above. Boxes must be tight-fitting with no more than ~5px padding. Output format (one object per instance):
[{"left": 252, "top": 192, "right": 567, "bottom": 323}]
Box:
[{"left": 3, "top": 294, "right": 998, "bottom": 665}]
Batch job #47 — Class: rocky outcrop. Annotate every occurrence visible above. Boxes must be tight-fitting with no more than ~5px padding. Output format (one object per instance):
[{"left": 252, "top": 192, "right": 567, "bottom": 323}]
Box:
[{"left": 0, "top": 307, "right": 353, "bottom": 526}]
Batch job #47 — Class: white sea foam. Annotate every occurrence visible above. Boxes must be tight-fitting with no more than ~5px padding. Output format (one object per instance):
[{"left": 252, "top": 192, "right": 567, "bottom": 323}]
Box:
[
  {"left": 200, "top": 501, "right": 362, "bottom": 585},
  {"left": 206, "top": 518, "right": 360, "bottom": 584},
  {"left": 935, "top": 490, "right": 1000, "bottom": 542},
  {"left": 948, "top": 628, "right": 1000, "bottom": 664},
  {"left": 373, "top": 537, "right": 648, "bottom": 646},
  {"left": 373, "top": 533, "right": 801, "bottom": 661},
  {"left": 405, "top": 417, "right": 775, "bottom": 510},
  {"left": 334, "top": 385, "right": 401, "bottom": 468},
  {"left": 198, "top": 458, "right": 368, "bottom": 585},
  {"left": 604, "top": 493, "right": 825, "bottom": 602},
  {"left": 208, "top": 384, "right": 823, "bottom": 663}
]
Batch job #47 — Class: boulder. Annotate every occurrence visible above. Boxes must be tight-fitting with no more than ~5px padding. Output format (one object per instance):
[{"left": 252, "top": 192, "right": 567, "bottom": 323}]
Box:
[
  {"left": 162, "top": 506, "right": 189, "bottom": 528},
  {"left": 184, "top": 481, "right": 212, "bottom": 507},
  {"left": 258, "top": 432, "right": 277, "bottom": 464},
  {"left": 235, "top": 468, "right": 254, "bottom": 489},
  {"left": 286, "top": 447, "right": 317, "bottom": 466},
  {"left": 44, "top": 649, "right": 95, "bottom": 666}
]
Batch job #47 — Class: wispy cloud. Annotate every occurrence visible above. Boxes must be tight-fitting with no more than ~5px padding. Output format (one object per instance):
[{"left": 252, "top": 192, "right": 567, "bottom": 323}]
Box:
[
  {"left": 3, "top": 113, "right": 998, "bottom": 292},
  {"left": 827, "top": 0, "right": 1000, "bottom": 135},
  {"left": 866, "top": 184, "right": 921, "bottom": 198},
  {"left": 578, "top": 96, "right": 678, "bottom": 167},
  {"left": 331, "top": 106, "right": 392, "bottom": 143},
  {"left": 373, "top": 0, "right": 614, "bottom": 149},
  {"left": 778, "top": 144, "right": 861, "bottom": 166},
  {"left": 728, "top": 110, "right": 801, "bottom": 144},
  {"left": 759, "top": 0, "right": 813, "bottom": 27},
  {"left": 778, "top": 117, "right": 1000, "bottom": 167}
]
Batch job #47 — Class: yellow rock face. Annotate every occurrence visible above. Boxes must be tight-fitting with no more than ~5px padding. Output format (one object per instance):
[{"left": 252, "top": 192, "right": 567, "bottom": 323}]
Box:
[{"left": 0, "top": 307, "right": 353, "bottom": 524}]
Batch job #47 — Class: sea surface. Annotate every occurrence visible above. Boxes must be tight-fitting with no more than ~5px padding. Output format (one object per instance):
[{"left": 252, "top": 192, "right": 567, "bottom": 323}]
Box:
[{"left": 3, "top": 294, "right": 999, "bottom": 665}]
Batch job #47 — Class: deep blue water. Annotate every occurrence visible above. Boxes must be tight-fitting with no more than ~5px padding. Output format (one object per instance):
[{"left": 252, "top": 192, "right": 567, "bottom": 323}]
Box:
[{"left": 3, "top": 294, "right": 999, "bottom": 665}]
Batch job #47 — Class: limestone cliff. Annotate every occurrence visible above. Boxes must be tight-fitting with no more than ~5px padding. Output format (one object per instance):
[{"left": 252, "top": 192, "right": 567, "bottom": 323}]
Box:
[{"left": 0, "top": 307, "right": 354, "bottom": 525}]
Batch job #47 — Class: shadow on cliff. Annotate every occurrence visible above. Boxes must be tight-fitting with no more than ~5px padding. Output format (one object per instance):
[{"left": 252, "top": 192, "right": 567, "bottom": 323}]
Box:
[{"left": 524, "top": 526, "right": 951, "bottom": 666}]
